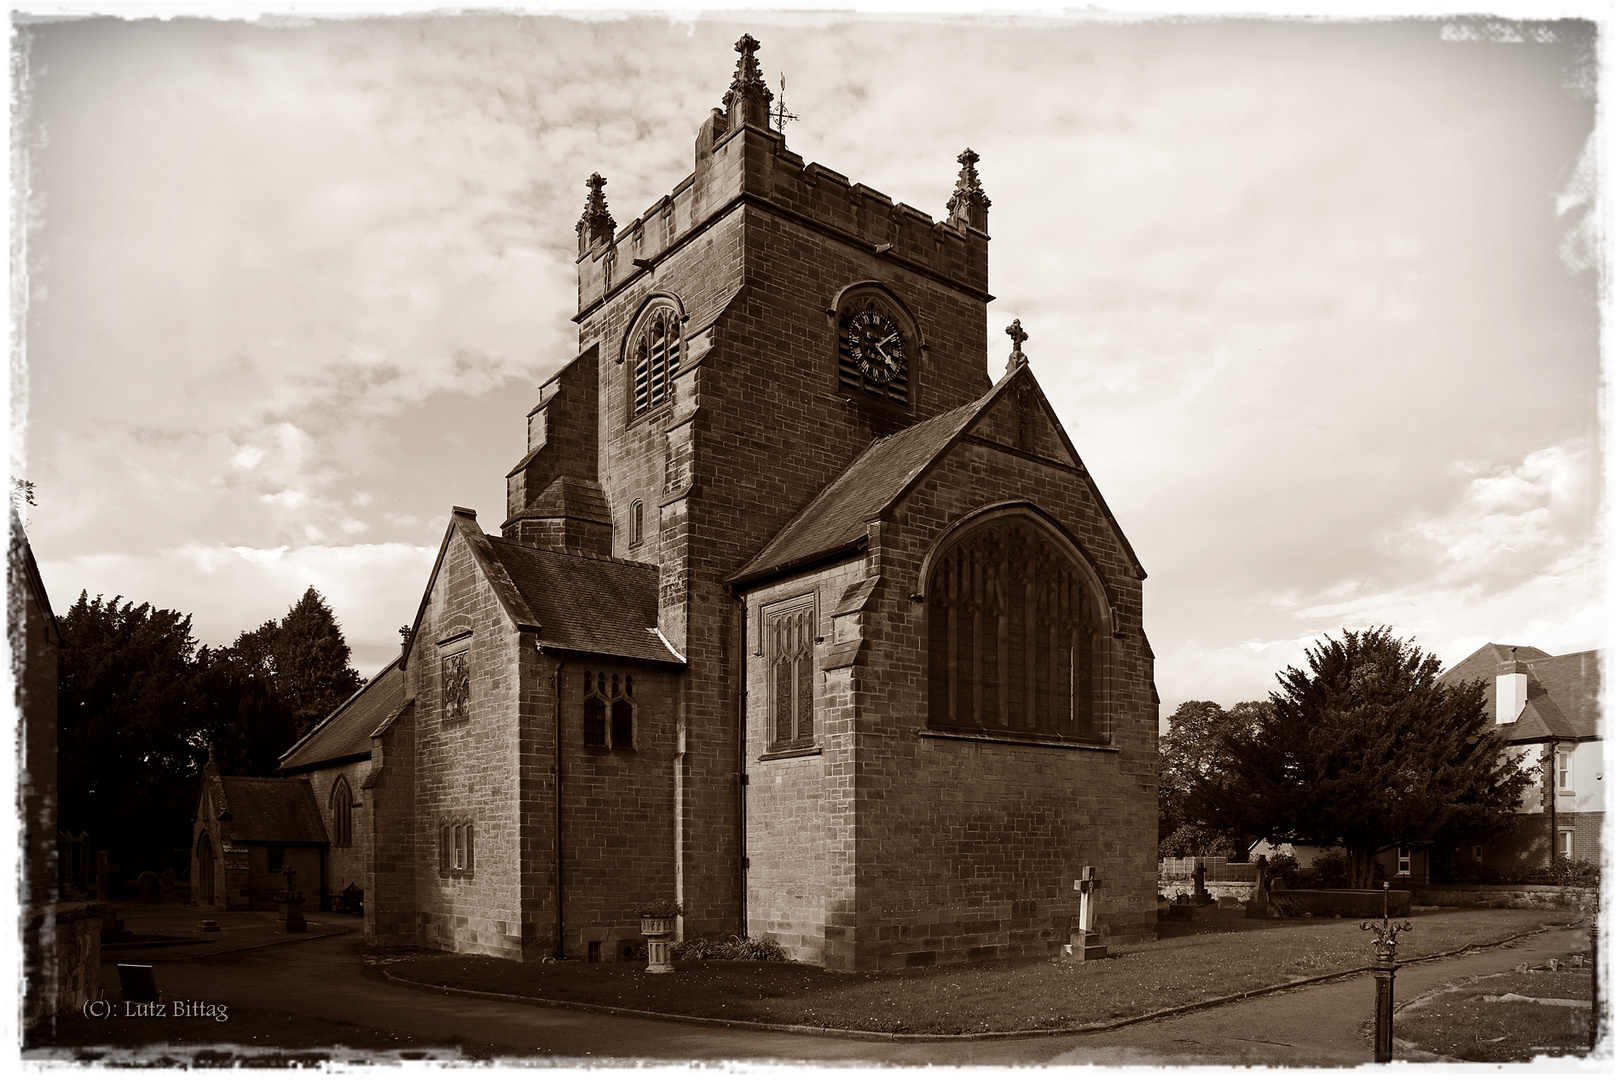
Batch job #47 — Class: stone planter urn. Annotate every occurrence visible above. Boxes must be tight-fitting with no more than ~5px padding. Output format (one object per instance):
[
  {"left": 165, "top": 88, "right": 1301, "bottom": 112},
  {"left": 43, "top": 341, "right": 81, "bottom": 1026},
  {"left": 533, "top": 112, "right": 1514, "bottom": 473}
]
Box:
[{"left": 638, "top": 904, "right": 680, "bottom": 974}]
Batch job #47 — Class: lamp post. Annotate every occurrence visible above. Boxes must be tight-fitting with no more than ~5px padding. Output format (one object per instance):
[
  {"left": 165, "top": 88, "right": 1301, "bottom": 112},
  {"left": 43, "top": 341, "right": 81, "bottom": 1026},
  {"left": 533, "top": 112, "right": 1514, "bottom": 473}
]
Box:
[{"left": 1360, "top": 882, "right": 1413, "bottom": 1063}]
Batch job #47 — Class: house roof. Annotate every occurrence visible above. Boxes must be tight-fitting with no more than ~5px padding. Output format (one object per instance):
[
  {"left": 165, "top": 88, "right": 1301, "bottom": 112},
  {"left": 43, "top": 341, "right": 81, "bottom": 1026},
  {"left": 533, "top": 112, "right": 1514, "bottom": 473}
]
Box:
[
  {"left": 1440, "top": 643, "right": 1601, "bottom": 742},
  {"left": 217, "top": 776, "right": 328, "bottom": 844},
  {"left": 729, "top": 397, "right": 984, "bottom": 585},
  {"left": 485, "top": 537, "right": 684, "bottom": 665},
  {"left": 729, "top": 362, "right": 1146, "bottom": 589},
  {"left": 279, "top": 658, "right": 404, "bottom": 773},
  {"left": 401, "top": 509, "right": 685, "bottom": 672}
]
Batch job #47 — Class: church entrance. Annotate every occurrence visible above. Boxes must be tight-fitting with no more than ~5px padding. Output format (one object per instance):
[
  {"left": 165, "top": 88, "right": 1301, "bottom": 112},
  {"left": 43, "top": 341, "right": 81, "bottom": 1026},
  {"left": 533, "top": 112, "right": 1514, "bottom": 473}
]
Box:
[{"left": 196, "top": 831, "right": 215, "bottom": 908}]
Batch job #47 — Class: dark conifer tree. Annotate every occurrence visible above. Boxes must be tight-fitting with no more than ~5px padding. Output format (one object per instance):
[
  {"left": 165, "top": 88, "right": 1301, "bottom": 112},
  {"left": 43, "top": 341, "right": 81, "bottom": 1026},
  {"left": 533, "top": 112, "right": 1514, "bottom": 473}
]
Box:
[{"left": 1188, "top": 627, "right": 1531, "bottom": 888}]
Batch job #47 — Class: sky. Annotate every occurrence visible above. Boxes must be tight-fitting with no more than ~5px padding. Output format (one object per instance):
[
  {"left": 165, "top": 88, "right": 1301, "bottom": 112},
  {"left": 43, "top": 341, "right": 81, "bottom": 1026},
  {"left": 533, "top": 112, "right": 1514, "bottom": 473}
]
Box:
[{"left": 9, "top": 7, "right": 1607, "bottom": 713}]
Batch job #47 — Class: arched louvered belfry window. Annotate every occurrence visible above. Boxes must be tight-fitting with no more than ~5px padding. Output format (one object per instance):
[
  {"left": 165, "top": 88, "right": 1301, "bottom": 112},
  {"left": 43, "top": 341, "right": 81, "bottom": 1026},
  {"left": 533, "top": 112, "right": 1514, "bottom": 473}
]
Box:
[
  {"left": 631, "top": 306, "right": 681, "bottom": 416},
  {"left": 925, "top": 512, "right": 1109, "bottom": 742}
]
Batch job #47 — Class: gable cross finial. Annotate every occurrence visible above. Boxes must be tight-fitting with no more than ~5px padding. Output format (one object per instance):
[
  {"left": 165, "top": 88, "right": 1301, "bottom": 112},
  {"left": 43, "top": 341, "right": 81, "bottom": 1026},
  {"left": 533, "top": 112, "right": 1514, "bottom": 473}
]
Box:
[
  {"left": 1006, "top": 318, "right": 1029, "bottom": 373},
  {"left": 724, "top": 33, "right": 774, "bottom": 130},
  {"left": 947, "top": 147, "right": 992, "bottom": 232},
  {"left": 576, "top": 172, "right": 616, "bottom": 256}
]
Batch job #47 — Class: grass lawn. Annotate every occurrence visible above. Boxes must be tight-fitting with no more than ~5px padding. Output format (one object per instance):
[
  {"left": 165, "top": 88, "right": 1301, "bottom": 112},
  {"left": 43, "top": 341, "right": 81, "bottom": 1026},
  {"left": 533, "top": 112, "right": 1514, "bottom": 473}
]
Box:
[
  {"left": 1396, "top": 963, "right": 1595, "bottom": 1062},
  {"left": 385, "top": 907, "right": 1572, "bottom": 1036}
]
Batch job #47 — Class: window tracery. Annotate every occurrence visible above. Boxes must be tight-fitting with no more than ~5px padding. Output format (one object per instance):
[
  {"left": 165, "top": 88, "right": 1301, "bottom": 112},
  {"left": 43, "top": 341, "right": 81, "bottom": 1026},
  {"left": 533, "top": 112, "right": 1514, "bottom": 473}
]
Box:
[
  {"left": 925, "top": 515, "right": 1106, "bottom": 741},
  {"left": 583, "top": 669, "right": 636, "bottom": 750},
  {"left": 768, "top": 603, "right": 816, "bottom": 749}
]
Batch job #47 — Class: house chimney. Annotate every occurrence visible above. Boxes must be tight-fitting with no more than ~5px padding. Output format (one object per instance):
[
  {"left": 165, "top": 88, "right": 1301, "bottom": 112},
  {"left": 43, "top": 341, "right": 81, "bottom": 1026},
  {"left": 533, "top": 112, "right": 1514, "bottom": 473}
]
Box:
[{"left": 1495, "top": 649, "right": 1528, "bottom": 725}]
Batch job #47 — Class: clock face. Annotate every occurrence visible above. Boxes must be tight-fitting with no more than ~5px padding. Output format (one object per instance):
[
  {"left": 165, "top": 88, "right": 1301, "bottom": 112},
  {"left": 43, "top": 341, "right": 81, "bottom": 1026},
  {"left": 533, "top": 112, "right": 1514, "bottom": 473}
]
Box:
[{"left": 843, "top": 308, "right": 905, "bottom": 382}]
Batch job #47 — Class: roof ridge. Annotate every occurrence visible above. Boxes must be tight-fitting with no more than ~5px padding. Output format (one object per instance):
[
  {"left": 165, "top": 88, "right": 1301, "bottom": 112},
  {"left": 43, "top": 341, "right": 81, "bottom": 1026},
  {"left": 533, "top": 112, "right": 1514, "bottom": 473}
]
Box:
[{"left": 485, "top": 534, "right": 659, "bottom": 571}]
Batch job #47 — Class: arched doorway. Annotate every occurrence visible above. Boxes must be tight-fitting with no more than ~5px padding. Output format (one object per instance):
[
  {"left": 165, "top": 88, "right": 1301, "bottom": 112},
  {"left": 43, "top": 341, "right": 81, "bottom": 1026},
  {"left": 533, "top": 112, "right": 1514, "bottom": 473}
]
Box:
[{"left": 196, "top": 831, "right": 215, "bottom": 908}]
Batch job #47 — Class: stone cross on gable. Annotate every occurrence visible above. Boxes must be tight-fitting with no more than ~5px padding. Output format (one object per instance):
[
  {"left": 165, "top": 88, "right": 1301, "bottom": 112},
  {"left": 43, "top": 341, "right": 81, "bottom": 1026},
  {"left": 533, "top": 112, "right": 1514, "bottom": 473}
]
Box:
[
  {"left": 1074, "top": 865, "right": 1102, "bottom": 934},
  {"left": 1006, "top": 319, "right": 1029, "bottom": 373}
]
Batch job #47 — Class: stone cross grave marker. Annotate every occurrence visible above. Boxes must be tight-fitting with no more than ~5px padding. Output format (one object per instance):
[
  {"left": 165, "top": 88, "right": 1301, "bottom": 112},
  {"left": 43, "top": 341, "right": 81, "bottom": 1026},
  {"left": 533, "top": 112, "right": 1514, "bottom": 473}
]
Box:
[{"left": 1064, "top": 865, "right": 1108, "bottom": 962}]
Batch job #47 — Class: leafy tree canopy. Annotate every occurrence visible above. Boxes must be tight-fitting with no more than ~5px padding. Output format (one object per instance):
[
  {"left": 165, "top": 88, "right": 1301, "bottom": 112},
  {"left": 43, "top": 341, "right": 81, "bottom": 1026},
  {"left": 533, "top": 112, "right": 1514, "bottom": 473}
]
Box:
[
  {"left": 1158, "top": 699, "right": 1270, "bottom": 858},
  {"left": 57, "top": 585, "right": 360, "bottom": 879},
  {"left": 1186, "top": 627, "right": 1530, "bottom": 888},
  {"left": 224, "top": 586, "right": 362, "bottom": 738}
]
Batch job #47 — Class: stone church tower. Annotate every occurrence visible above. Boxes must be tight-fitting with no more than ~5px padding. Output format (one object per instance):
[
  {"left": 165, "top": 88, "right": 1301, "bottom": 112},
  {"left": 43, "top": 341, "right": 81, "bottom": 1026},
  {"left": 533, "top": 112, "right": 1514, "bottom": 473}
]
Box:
[{"left": 273, "top": 35, "right": 1159, "bottom": 970}]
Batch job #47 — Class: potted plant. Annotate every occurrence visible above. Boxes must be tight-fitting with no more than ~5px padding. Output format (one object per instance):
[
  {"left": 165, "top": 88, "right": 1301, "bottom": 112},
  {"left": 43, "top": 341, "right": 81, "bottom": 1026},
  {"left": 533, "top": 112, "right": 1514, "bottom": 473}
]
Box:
[{"left": 638, "top": 899, "right": 681, "bottom": 938}]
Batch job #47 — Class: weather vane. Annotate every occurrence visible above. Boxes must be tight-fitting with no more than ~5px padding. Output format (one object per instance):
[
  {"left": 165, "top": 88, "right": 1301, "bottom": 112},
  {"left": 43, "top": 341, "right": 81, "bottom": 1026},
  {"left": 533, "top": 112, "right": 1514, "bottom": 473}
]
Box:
[{"left": 772, "top": 72, "right": 799, "bottom": 134}]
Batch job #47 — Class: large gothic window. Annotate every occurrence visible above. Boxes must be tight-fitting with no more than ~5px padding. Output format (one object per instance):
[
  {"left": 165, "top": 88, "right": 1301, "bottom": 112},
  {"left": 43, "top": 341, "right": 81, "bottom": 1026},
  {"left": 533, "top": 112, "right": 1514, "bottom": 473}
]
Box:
[
  {"left": 926, "top": 515, "right": 1106, "bottom": 741},
  {"left": 631, "top": 306, "right": 681, "bottom": 416}
]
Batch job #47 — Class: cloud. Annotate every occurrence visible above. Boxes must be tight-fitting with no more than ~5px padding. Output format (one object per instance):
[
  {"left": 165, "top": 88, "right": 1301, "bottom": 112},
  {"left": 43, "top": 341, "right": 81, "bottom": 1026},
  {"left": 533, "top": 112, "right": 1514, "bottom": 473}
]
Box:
[{"left": 37, "top": 540, "right": 438, "bottom": 677}]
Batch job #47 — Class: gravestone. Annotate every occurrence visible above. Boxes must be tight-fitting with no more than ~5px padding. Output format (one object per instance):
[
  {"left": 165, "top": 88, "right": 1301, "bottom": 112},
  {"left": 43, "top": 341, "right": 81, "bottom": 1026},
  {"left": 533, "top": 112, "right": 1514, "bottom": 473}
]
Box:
[
  {"left": 1063, "top": 866, "right": 1108, "bottom": 961},
  {"left": 275, "top": 866, "right": 307, "bottom": 933},
  {"left": 137, "top": 871, "right": 160, "bottom": 904}
]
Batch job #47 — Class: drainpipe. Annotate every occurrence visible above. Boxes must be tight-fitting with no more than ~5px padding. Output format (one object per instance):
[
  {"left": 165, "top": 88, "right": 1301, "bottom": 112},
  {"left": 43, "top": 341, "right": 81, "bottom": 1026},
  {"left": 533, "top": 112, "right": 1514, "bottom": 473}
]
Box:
[
  {"left": 674, "top": 723, "right": 686, "bottom": 941},
  {"left": 1548, "top": 742, "right": 1558, "bottom": 873},
  {"left": 738, "top": 598, "right": 749, "bottom": 938},
  {"left": 552, "top": 657, "right": 566, "bottom": 960}
]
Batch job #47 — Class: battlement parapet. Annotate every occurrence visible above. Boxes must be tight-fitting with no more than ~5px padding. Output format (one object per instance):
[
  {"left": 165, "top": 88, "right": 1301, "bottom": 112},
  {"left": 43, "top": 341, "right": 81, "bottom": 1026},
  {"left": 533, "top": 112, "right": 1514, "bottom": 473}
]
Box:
[{"left": 577, "top": 122, "right": 989, "bottom": 318}]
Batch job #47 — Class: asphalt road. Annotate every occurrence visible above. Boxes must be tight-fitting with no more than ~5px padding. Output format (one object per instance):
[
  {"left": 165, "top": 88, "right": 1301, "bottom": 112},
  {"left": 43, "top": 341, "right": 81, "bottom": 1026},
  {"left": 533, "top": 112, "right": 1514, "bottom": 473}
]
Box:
[{"left": 45, "top": 922, "right": 1595, "bottom": 1066}]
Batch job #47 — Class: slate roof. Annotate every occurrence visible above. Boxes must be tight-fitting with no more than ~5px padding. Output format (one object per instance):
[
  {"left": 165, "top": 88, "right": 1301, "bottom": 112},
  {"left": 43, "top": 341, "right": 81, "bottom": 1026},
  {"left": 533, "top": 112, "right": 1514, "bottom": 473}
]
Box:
[
  {"left": 729, "top": 397, "right": 985, "bottom": 585},
  {"left": 280, "top": 659, "right": 404, "bottom": 773},
  {"left": 218, "top": 776, "right": 328, "bottom": 844},
  {"left": 1440, "top": 643, "right": 1601, "bottom": 742},
  {"left": 484, "top": 538, "right": 684, "bottom": 665}
]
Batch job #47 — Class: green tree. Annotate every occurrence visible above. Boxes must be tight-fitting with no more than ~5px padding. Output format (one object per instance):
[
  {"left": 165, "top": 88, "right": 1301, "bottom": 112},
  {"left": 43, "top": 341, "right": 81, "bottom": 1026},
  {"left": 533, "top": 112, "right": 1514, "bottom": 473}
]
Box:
[
  {"left": 227, "top": 587, "right": 361, "bottom": 738},
  {"left": 57, "top": 593, "right": 208, "bottom": 875},
  {"left": 1188, "top": 627, "right": 1530, "bottom": 888},
  {"left": 1158, "top": 699, "right": 1268, "bottom": 858}
]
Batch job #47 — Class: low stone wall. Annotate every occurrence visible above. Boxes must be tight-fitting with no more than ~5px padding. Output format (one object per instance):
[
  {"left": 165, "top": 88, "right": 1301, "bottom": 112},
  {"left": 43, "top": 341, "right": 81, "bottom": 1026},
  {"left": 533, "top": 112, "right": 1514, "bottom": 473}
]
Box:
[
  {"left": 25, "top": 901, "right": 104, "bottom": 1028},
  {"left": 1271, "top": 889, "right": 1411, "bottom": 919},
  {"left": 1159, "top": 880, "right": 1255, "bottom": 903},
  {"left": 1414, "top": 884, "right": 1596, "bottom": 911}
]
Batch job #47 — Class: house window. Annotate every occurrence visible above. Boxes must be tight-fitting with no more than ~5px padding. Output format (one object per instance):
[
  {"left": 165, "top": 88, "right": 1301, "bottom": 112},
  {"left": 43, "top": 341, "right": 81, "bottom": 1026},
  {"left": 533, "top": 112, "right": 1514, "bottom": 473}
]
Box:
[
  {"left": 267, "top": 848, "right": 284, "bottom": 872},
  {"left": 1471, "top": 844, "right": 1483, "bottom": 864},
  {"left": 926, "top": 514, "right": 1106, "bottom": 741},
  {"left": 1557, "top": 750, "right": 1572, "bottom": 793},
  {"left": 440, "top": 819, "right": 475, "bottom": 878},
  {"left": 1396, "top": 846, "right": 1411, "bottom": 877},
  {"left": 630, "top": 500, "right": 644, "bottom": 547},
  {"left": 443, "top": 650, "right": 470, "bottom": 722},
  {"left": 630, "top": 306, "right": 681, "bottom": 417},
  {"left": 330, "top": 777, "right": 353, "bottom": 848},
  {"left": 768, "top": 603, "right": 816, "bottom": 749},
  {"left": 583, "top": 670, "right": 636, "bottom": 749},
  {"left": 1559, "top": 829, "right": 1574, "bottom": 860}
]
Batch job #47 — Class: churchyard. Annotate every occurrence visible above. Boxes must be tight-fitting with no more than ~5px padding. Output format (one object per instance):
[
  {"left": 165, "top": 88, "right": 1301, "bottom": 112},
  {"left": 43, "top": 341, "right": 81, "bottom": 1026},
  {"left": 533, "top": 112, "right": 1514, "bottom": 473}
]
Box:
[
  {"left": 378, "top": 905, "right": 1578, "bottom": 1036},
  {"left": 32, "top": 900, "right": 1596, "bottom": 1065}
]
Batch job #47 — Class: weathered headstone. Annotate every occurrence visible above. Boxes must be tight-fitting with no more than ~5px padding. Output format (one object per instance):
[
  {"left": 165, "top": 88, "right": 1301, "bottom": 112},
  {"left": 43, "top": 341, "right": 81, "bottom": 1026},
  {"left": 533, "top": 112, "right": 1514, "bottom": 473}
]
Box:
[
  {"left": 275, "top": 865, "right": 307, "bottom": 933},
  {"left": 137, "top": 871, "right": 160, "bottom": 904},
  {"left": 1063, "top": 866, "right": 1108, "bottom": 961},
  {"left": 1192, "top": 858, "right": 1212, "bottom": 905}
]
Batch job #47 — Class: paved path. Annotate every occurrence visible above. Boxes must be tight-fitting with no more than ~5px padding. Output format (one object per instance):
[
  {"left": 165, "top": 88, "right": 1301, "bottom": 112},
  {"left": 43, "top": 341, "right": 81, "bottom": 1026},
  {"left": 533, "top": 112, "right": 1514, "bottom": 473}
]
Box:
[{"left": 57, "top": 923, "right": 1593, "bottom": 1065}]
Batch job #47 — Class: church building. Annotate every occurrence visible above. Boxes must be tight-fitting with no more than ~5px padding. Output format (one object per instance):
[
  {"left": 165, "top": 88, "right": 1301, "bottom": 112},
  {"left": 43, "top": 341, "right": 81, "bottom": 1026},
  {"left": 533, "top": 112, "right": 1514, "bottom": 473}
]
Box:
[{"left": 255, "top": 35, "right": 1159, "bottom": 970}]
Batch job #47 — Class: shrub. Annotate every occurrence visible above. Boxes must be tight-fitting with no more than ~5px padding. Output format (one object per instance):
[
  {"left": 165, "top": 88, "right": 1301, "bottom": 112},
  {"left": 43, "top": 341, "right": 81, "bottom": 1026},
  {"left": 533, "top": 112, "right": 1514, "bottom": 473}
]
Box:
[
  {"left": 637, "top": 899, "right": 682, "bottom": 918},
  {"left": 1436, "top": 856, "right": 1599, "bottom": 888},
  {"left": 670, "top": 935, "right": 789, "bottom": 962}
]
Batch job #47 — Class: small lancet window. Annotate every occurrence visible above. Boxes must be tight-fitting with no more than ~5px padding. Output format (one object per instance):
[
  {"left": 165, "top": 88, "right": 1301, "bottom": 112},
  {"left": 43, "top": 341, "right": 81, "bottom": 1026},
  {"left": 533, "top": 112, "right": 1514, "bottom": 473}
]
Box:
[
  {"left": 630, "top": 500, "right": 644, "bottom": 547},
  {"left": 632, "top": 307, "right": 681, "bottom": 416}
]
